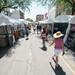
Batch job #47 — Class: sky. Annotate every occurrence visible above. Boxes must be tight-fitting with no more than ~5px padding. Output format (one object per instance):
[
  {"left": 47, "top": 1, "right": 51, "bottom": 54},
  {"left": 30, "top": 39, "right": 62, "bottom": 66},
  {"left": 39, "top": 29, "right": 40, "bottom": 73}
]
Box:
[{"left": 25, "top": 2, "right": 48, "bottom": 21}]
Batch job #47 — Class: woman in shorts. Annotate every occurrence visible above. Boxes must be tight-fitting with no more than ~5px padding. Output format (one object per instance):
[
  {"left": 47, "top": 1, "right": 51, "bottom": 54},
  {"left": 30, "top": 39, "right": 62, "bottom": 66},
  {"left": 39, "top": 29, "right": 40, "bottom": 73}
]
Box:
[{"left": 50, "top": 31, "right": 64, "bottom": 67}]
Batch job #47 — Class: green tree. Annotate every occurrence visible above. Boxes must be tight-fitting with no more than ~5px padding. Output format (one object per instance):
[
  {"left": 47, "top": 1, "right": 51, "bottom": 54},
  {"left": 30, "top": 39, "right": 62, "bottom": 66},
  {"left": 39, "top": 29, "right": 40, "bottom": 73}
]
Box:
[
  {"left": 0, "top": 0, "right": 32, "bottom": 13},
  {"left": 14, "top": 0, "right": 32, "bottom": 11},
  {"left": 26, "top": 18, "right": 33, "bottom": 22},
  {"left": 35, "top": 0, "right": 75, "bottom": 15},
  {"left": 0, "top": 0, "right": 14, "bottom": 12},
  {"left": 56, "top": 0, "right": 75, "bottom": 15}
]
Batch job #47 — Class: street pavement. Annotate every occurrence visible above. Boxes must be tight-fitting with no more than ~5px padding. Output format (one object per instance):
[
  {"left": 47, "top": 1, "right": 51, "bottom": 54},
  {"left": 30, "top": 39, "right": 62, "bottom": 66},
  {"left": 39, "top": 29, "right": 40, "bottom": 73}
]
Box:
[{"left": 0, "top": 31, "right": 75, "bottom": 75}]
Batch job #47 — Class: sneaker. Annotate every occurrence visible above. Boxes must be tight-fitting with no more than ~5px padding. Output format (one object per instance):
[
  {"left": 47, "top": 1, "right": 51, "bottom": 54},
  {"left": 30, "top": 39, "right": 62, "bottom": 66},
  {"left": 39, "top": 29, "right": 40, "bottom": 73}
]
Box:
[
  {"left": 41, "top": 47, "right": 47, "bottom": 51},
  {"left": 52, "top": 57, "right": 54, "bottom": 60},
  {"left": 62, "top": 51, "right": 65, "bottom": 56},
  {"left": 26, "top": 38, "right": 29, "bottom": 40}
]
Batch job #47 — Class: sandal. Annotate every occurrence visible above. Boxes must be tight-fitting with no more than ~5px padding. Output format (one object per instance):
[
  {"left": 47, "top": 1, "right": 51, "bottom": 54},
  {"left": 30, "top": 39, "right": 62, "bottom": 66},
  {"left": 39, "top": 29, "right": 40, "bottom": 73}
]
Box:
[
  {"left": 55, "top": 64, "right": 59, "bottom": 69},
  {"left": 52, "top": 57, "right": 56, "bottom": 63}
]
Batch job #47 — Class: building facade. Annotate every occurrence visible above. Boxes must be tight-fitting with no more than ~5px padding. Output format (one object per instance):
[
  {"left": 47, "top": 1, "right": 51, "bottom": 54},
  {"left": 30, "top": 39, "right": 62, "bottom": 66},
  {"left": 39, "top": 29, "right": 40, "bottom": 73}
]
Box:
[
  {"left": 36, "top": 15, "right": 44, "bottom": 21},
  {"left": 48, "top": 6, "right": 56, "bottom": 21},
  {"left": 2, "top": 8, "right": 25, "bottom": 19},
  {"left": 10, "top": 8, "right": 25, "bottom": 19}
]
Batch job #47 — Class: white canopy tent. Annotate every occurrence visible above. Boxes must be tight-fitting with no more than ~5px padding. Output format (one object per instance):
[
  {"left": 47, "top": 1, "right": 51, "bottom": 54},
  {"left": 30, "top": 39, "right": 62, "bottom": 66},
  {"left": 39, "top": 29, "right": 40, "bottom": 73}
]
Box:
[
  {"left": 0, "top": 22, "right": 7, "bottom": 26},
  {"left": 0, "top": 13, "right": 22, "bottom": 26},
  {"left": 70, "top": 16, "right": 75, "bottom": 24},
  {"left": 0, "top": 14, "right": 12, "bottom": 26},
  {"left": 9, "top": 18, "right": 21, "bottom": 25},
  {"left": 47, "top": 19, "right": 53, "bottom": 24},
  {"left": 39, "top": 20, "right": 47, "bottom": 24},
  {"left": 18, "top": 19, "right": 25, "bottom": 24},
  {"left": 54, "top": 15, "right": 73, "bottom": 23},
  {"left": 54, "top": 15, "right": 74, "bottom": 43},
  {"left": 11, "top": 19, "right": 27, "bottom": 25},
  {"left": 25, "top": 21, "right": 32, "bottom": 24},
  {"left": 38, "top": 19, "right": 53, "bottom": 24}
]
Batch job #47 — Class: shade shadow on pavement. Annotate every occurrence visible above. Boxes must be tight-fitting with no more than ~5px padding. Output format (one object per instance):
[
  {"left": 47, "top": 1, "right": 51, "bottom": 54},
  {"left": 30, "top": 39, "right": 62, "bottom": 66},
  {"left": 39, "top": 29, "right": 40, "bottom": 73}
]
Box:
[
  {"left": 12, "top": 41, "right": 21, "bottom": 49},
  {"left": 0, "top": 47, "right": 10, "bottom": 58},
  {"left": 5, "top": 48, "right": 14, "bottom": 57},
  {"left": 40, "top": 47, "right": 47, "bottom": 51},
  {"left": 0, "top": 41, "right": 21, "bottom": 58},
  {"left": 49, "top": 62, "right": 66, "bottom": 75}
]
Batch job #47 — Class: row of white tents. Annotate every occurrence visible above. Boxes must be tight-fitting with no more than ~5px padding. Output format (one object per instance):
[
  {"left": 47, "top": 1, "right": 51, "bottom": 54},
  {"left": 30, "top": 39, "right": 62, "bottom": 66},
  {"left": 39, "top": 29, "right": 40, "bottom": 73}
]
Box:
[
  {"left": 0, "top": 13, "right": 27, "bottom": 26},
  {"left": 0, "top": 13, "right": 28, "bottom": 47},
  {"left": 38, "top": 15, "right": 75, "bottom": 24},
  {"left": 38, "top": 15, "right": 75, "bottom": 44},
  {"left": 54, "top": 15, "right": 75, "bottom": 24}
]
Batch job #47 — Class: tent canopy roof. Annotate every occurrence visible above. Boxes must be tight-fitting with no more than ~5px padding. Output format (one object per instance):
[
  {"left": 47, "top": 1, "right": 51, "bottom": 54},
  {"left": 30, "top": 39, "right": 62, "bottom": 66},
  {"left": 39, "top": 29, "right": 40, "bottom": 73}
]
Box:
[
  {"left": 39, "top": 19, "right": 53, "bottom": 24},
  {"left": 0, "top": 14, "right": 26, "bottom": 26},
  {"left": 0, "top": 13, "right": 12, "bottom": 26},
  {"left": 70, "top": 16, "right": 75, "bottom": 24},
  {"left": 54, "top": 15, "right": 73, "bottom": 23}
]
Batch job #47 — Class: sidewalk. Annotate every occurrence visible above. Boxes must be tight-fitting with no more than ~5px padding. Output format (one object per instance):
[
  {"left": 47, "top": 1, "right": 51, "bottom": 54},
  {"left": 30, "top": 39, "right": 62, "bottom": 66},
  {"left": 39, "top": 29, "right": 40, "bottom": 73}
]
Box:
[{"left": 48, "top": 35, "right": 75, "bottom": 74}]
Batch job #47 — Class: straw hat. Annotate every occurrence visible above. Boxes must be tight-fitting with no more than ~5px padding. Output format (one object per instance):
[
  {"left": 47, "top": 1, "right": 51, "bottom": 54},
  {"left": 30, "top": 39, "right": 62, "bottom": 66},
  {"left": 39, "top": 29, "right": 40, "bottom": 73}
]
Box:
[{"left": 53, "top": 31, "right": 64, "bottom": 38}]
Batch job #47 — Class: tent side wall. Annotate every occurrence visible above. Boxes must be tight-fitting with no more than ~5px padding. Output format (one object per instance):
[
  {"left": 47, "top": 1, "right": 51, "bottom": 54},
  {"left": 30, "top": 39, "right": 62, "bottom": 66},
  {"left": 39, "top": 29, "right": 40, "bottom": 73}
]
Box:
[
  {"left": 65, "top": 24, "right": 75, "bottom": 52},
  {"left": 53, "top": 23, "right": 68, "bottom": 37},
  {"left": 64, "top": 16, "right": 75, "bottom": 52}
]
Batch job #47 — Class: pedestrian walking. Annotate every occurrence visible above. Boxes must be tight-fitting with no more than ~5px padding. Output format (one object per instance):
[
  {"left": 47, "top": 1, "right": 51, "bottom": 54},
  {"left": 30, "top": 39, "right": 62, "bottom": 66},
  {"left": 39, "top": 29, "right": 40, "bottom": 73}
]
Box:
[
  {"left": 39, "top": 25, "right": 42, "bottom": 33},
  {"left": 44, "top": 26, "right": 48, "bottom": 41},
  {"left": 41, "top": 28, "right": 47, "bottom": 50},
  {"left": 37, "top": 25, "right": 39, "bottom": 34},
  {"left": 49, "top": 31, "right": 64, "bottom": 68},
  {"left": 25, "top": 26, "right": 29, "bottom": 40},
  {"left": 33, "top": 25, "right": 36, "bottom": 33}
]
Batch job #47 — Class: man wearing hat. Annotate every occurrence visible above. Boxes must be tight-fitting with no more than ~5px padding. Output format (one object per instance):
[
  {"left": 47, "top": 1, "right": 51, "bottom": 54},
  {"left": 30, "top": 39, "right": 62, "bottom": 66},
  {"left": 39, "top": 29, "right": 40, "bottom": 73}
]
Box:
[{"left": 50, "top": 31, "right": 64, "bottom": 68}]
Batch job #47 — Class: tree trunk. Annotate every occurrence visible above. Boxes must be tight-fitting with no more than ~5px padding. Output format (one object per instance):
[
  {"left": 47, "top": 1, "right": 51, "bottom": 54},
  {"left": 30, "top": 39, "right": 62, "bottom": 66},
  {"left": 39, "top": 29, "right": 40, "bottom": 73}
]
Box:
[
  {"left": 0, "top": 7, "right": 4, "bottom": 13},
  {"left": 0, "top": 9, "right": 2, "bottom": 13},
  {"left": 72, "top": 5, "right": 75, "bottom": 15}
]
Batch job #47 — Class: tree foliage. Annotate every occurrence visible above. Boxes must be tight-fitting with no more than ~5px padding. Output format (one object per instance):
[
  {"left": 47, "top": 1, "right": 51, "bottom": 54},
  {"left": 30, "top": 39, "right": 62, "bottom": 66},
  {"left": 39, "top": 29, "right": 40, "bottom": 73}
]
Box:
[
  {"left": 0, "top": 0, "right": 75, "bottom": 15},
  {"left": 35, "top": 0, "right": 75, "bottom": 15},
  {"left": 14, "top": 0, "right": 32, "bottom": 11},
  {"left": 56, "top": 0, "right": 75, "bottom": 15},
  {"left": 26, "top": 18, "right": 33, "bottom": 22},
  {"left": 0, "top": 0, "right": 14, "bottom": 12},
  {"left": 0, "top": 0, "right": 33, "bottom": 12}
]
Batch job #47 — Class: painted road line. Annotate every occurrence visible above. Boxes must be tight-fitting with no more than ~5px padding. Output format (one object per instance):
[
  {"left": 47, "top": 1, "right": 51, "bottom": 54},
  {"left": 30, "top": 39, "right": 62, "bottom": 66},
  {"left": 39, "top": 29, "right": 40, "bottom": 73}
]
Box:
[{"left": 60, "top": 55, "right": 75, "bottom": 75}]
